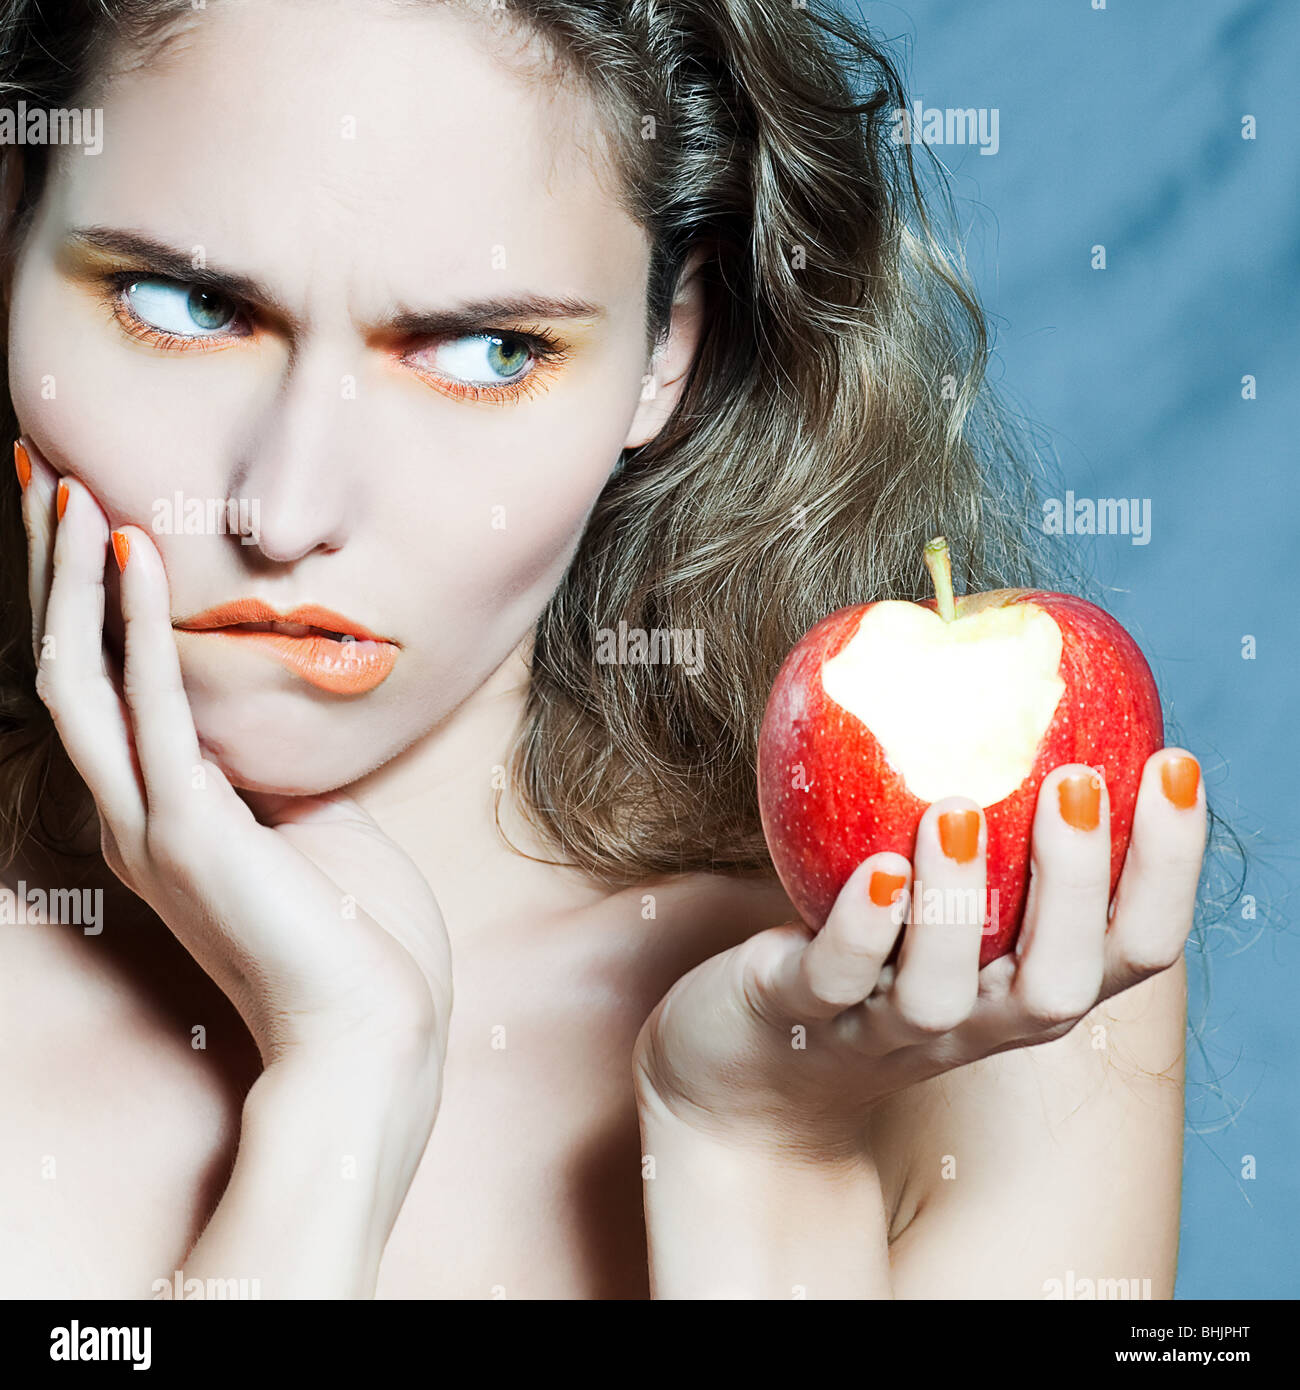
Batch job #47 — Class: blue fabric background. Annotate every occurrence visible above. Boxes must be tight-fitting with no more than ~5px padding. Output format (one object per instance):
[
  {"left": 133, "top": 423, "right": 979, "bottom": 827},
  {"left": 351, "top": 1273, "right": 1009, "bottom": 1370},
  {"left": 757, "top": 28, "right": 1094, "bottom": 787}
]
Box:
[{"left": 838, "top": 0, "right": 1298, "bottom": 1297}]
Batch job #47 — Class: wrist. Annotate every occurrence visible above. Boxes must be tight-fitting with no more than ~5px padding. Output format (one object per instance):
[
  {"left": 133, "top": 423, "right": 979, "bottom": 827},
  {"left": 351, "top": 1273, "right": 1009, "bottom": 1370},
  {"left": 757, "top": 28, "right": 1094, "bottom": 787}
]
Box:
[
  {"left": 252, "top": 1032, "right": 441, "bottom": 1101},
  {"left": 637, "top": 1097, "right": 893, "bottom": 1299},
  {"left": 248, "top": 1045, "right": 440, "bottom": 1204},
  {"left": 637, "top": 1087, "right": 879, "bottom": 1190},
  {"left": 634, "top": 1065, "right": 878, "bottom": 1176},
  {"left": 253, "top": 1000, "right": 445, "bottom": 1078},
  {"left": 247, "top": 1042, "right": 441, "bottom": 1180}
]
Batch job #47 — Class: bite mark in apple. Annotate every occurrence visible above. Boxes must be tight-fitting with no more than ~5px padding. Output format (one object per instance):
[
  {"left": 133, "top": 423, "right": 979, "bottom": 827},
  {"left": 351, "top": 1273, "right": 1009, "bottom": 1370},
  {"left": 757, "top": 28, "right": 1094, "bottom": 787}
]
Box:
[{"left": 821, "top": 599, "right": 1066, "bottom": 806}]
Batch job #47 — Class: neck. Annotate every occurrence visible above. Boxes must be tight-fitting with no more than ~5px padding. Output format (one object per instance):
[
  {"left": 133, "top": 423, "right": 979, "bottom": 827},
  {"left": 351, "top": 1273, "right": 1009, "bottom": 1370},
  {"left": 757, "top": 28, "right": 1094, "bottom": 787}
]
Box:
[{"left": 335, "top": 637, "right": 609, "bottom": 933}]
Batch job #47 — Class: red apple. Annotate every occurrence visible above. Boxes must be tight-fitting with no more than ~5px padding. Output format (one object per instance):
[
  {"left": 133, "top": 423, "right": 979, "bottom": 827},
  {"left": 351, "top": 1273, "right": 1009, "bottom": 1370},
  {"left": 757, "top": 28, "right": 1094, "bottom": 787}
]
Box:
[{"left": 757, "top": 537, "right": 1163, "bottom": 965}]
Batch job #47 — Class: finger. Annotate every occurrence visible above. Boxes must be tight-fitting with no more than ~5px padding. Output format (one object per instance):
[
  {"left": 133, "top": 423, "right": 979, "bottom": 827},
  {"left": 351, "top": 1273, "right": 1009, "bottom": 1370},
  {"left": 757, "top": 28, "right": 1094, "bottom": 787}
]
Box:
[
  {"left": 1001, "top": 764, "right": 1110, "bottom": 1034},
  {"left": 768, "top": 853, "right": 911, "bottom": 1019},
  {"left": 16, "top": 436, "right": 58, "bottom": 659},
  {"left": 874, "top": 797, "right": 985, "bottom": 1038},
  {"left": 37, "top": 475, "right": 146, "bottom": 837},
  {"left": 113, "top": 524, "right": 205, "bottom": 817},
  {"left": 1101, "top": 748, "right": 1205, "bottom": 999}
]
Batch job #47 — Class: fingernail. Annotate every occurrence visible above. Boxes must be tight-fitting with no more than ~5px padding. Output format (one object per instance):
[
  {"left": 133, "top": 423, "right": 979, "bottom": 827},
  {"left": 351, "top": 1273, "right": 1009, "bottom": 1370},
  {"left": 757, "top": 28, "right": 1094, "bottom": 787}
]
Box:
[
  {"left": 1161, "top": 755, "right": 1200, "bottom": 809},
  {"left": 111, "top": 530, "right": 130, "bottom": 573},
  {"left": 56, "top": 479, "right": 69, "bottom": 520},
  {"left": 13, "top": 440, "right": 30, "bottom": 491},
  {"left": 938, "top": 808, "right": 981, "bottom": 862},
  {"left": 1058, "top": 771, "right": 1101, "bottom": 830},
  {"left": 868, "top": 870, "right": 908, "bottom": 907}
]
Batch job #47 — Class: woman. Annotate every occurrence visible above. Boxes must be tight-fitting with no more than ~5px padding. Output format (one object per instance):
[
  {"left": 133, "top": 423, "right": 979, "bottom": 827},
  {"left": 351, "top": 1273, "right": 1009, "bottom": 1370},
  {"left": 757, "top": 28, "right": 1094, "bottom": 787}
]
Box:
[{"left": 0, "top": 0, "right": 1206, "bottom": 1298}]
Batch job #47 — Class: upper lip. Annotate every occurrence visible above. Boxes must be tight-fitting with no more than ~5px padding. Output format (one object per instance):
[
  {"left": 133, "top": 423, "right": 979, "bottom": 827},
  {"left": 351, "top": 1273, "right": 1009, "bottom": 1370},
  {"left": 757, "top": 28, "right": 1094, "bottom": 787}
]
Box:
[{"left": 173, "top": 599, "right": 396, "bottom": 645}]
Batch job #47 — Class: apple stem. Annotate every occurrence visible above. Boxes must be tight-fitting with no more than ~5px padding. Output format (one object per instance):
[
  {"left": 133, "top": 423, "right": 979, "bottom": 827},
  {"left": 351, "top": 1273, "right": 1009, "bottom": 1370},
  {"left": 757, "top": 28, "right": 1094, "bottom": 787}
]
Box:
[{"left": 924, "top": 536, "right": 957, "bottom": 622}]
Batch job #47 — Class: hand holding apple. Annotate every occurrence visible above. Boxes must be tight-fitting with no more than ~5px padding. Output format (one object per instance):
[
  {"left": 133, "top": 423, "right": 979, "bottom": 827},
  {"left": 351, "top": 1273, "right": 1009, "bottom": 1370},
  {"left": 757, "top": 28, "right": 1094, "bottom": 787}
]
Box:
[
  {"left": 636, "top": 740, "right": 1205, "bottom": 1162},
  {"left": 757, "top": 537, "right": 1165, "bottom": 965},
  {"left": 634, "top": 551, "right": 1203, "bottom": 1159}
]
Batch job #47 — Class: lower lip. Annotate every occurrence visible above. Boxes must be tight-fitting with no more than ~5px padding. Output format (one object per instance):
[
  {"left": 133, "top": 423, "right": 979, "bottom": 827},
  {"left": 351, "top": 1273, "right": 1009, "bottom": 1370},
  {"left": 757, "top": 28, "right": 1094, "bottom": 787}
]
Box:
[{"left": 185, "top": 629, "right": 398, "bottom": 694}]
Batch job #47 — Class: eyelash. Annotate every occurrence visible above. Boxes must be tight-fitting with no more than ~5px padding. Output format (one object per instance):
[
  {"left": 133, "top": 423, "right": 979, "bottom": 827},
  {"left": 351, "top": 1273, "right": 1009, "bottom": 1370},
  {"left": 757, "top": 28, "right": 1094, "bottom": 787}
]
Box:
[
  {"left": 104, "top": 270, "right": 251, "bottom": 354},
  {"left": 402, "top": 325, "right": 571, "bottom": 406},
  {"left": 100, "top": 270, "right": 572, "bottom": 405}
]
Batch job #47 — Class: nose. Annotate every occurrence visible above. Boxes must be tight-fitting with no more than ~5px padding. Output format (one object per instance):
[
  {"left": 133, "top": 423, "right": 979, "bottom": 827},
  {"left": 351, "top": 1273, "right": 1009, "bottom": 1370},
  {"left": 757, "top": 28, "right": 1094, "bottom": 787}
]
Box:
[{"left": 232, "top": 344, "right": 362, "bottom": 563}]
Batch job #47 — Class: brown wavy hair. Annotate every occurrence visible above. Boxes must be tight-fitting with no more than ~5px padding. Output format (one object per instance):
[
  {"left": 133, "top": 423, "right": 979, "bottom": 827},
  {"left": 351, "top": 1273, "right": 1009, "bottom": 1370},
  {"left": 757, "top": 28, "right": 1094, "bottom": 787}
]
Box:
[{"left": 0, "top": 0, "right": 1105, "bottom": 880}]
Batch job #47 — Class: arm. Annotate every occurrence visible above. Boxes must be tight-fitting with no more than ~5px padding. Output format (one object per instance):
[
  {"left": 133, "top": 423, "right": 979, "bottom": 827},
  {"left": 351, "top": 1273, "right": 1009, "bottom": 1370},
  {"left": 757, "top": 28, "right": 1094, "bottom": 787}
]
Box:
[
  {"left": 18, "top": 442, "right": 451, "bottom": 1298},
  {"left": 634, "top": 752, "right": 1203, "bottom": 1300},
  {"left": 181, "top": 1045, "right": 440, "bottom": 1299},
  {"left": 637, "top": 1087, "right": 894, "bottom": 1299},
  {"left": 637, "top": 959, "right": 1185, "bottom": 1301},
  {"left": 885, "top": 959, "right": 1185, "bottom": 1299}
]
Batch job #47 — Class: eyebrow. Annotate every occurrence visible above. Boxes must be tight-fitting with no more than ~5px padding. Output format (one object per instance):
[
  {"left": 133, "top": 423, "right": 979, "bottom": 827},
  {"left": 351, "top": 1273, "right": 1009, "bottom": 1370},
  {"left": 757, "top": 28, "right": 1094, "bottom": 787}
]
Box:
[{"left": 66, "top": 226, "right": 606, "bottom": 334}]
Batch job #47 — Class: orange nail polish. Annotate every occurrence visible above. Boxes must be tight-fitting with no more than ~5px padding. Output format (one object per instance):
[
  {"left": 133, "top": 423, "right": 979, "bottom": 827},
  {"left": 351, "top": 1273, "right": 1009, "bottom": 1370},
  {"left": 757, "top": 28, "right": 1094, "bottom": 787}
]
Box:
[
  {"left": 111, "top": 530, "right": 130, "bottom": 573},
  {"left": 1058, "top": 771, "right": 1101, "bottom": 830},
  {"left": 868, "top": 870, "right": 907, "bottom": 907},
  {"left": 1161, "top": 755, "right": 1200, "bottom": 809},
  {"left": 56, "top": 480, "right": 69, "bottom": 520},
  {"left": 938, "top": 809, "right": 981, "bottom": 862},
  {"left": 13, "top": 440, "right": 30, "bottom": 491}
]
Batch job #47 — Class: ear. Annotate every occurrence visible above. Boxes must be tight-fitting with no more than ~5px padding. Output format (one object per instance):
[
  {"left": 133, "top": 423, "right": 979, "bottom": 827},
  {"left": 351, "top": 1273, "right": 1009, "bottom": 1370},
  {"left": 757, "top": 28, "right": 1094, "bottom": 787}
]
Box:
[{"left": 622, "top": 247, "right": 711, "bottom": 450}]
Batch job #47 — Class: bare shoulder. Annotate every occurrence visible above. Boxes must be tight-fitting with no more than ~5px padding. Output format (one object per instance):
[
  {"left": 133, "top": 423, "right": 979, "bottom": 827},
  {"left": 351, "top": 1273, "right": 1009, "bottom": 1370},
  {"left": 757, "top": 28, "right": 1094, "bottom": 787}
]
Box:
[
  {"left": 0, "top": 858, "right": 247, "bottom": 1298},
  {"left": 578, "top": 868, "right": 796, "bottom": 967},
  {"left": 646, "top": 871, "right": 798, "bottom": 944}
]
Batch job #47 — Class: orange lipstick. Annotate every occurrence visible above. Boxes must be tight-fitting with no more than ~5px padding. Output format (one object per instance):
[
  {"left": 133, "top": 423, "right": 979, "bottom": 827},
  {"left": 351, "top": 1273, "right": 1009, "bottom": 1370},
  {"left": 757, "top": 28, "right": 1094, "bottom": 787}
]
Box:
[{"left": 174, "top": 599, "right": 398, "bottom": 695}]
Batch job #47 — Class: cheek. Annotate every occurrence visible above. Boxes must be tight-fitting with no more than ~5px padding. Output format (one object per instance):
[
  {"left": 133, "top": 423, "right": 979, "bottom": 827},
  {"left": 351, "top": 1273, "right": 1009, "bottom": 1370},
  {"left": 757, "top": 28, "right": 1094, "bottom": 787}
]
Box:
[
  {"left": 405, "top": 399, "right": 626, "bottom": 636},
  {"left": 7, "top": 259, "right": 235, "bottom": 527}
]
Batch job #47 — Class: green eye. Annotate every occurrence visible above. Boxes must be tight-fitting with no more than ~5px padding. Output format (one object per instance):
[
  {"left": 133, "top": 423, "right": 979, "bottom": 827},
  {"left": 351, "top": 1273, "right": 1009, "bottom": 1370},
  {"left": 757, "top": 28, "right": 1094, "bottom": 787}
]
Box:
[
  {"left": 124, "top": 278, "right": 239, "bottom": 336},
  {"left": 433, "top": 333, "right": 534, "bottom": 384}
]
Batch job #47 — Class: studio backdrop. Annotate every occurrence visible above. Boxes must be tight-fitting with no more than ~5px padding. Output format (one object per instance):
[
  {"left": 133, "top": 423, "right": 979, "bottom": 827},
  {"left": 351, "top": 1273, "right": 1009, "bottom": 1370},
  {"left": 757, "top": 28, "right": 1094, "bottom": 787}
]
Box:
[{"left": 852, "top": 0, "right": 1298, "bottom": 1298}]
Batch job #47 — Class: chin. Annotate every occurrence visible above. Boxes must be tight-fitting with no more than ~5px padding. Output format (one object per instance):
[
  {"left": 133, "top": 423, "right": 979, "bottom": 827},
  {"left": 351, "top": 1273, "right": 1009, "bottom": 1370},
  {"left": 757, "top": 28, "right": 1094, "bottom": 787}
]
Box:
[{"left": 189, "top": 696, "right": 412, "bottom": 797}]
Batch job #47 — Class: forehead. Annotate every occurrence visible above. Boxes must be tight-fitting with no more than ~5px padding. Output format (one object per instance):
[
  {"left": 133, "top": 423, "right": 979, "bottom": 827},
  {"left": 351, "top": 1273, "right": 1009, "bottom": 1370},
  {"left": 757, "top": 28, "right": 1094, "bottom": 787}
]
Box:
[{"left": 53, "top": 0, "right": 647, "bottom": 315}]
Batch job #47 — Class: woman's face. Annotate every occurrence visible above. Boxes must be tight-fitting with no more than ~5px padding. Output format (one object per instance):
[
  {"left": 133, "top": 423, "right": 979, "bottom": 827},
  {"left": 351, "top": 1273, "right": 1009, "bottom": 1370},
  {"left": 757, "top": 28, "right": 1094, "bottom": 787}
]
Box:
[{"left": 6, "top": 0, "right": 677, "bottom": 793}]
